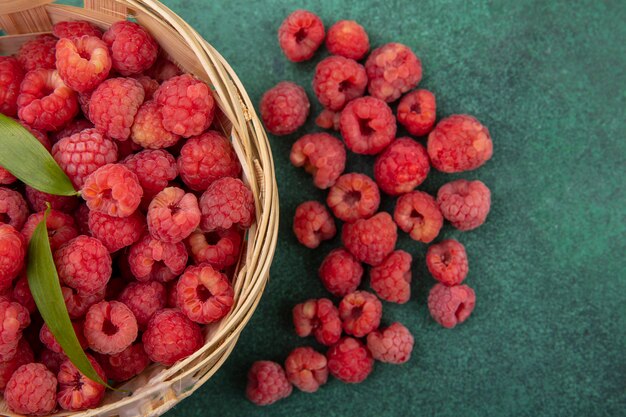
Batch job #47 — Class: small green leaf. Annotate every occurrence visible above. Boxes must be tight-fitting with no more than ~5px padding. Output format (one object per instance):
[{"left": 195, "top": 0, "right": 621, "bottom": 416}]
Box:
[{"left": 0, "top": 114, "right": 78, "bottom": 196}]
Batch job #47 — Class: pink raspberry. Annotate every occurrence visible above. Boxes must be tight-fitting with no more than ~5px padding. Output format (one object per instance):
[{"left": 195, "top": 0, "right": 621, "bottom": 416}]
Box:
[
  {"left": 21, "top": 209, "right": 78, "bottom": 252},
  {"left": 25, "top": 186, "right": 78, "bottom": 213},
  {"left": 292, "top": 201, "right": 336, "bottom": 249},
  {"left": 123, "top": 149, "right": 178, "bottom": 195},
  {"left": 39, "top": 321, "right": 87, "bottom": 354},
  {"left": 38, "top": 348, "right": 65, "bottom": 375},
  {"left": 11, "top": 274, "right": 35, "bottom": 314},
  {"left": 131, "top": 100, "right": 181, "bottom": 149},
  {"left": 127, "top": 234, "right": 188, "bottom": 282},
  {"left": 84, "top": 300, "right": 138, "bottom": 355},
  {"left": 315, "top": 108, "right": 340, "bottom": 131},
  {"left": 55, "top": 35, "right": 112, "bottom": 93},
  {"left": 370, "top": 250, "right": 412, "bottom": 304},
  {"left": 177, "top": 265, "right": 234, "bottom": 324},
  {"left": 284, "top": 346, "right": 328, "bottom": 393},
  {"left": 326, "top": 20, "right": 370, "bottom": 60},
  {"left": 0, "top": 187, "right": 28, "bottom": 230},
  {"left": 82, "top": 163, "right": 143, "bottom": 217},
  {"left": 290, "top": 132, "right": 346, "bottom": 189},
  {"left": 374, "top": 137, "right": 430, "bottom": 195},
  {"left": 365, "top": 43, "right": 422, "bottom": 102},
  {"left": 313, "top": 56, "right": 367, "bottom": 111},
  {"left": 292, "top": 298, "right": 341, "bottom": 346},
  {"left": 394, "top": 191, "right": 443, "bottom": 243},
  {"left": 278, "top": 10, "right": 325, "bottom": 62},
  {"left": 142, "top": 308, "right": 203, "bottom": 365},
  {"left": 326, "top": 337, "right": 373, "bottom": 383},
  {"left": 199, "top": 178, "right": 254, "bottom": 231},
  {"left": 102, "top": 20, "right": 158, "bottom": 75},
  {"left": 74, "top": 204, "right": 91, "bottom": 236},
  {"left": 0, "top": 56, "right": 24, "bottom": 117},
  {"left": 260, "top": 81, "right": 310, "bottom": 136},
  {"left": 16, "top": 35, "right": 57, "bottom": 72},
  {"left": 94, "top": 342, "right": 150, "bottom": 382},
  {"left": 342, "top": 212, "right": 397, "bottom": 266},
  {"left": 0, "top": 225, "right": 25, "bottom": 291},
  {"left": 318, "top": 248, "right": 363, "bottom": 297},
  {"left": 5, "top": 363, "right": 57, "bottom": 415},
  {"left": 437, "top": 179, "right": 491, "bottom": 231},
  {"left": 88, "top": 210, "right": 144, "bottom": 252},
  {"left": 133, "top": 75, "right": 160, "bottom": 99},
  {"left": 0, "top": 297, "right": 31, "bottom": 362},
  {"left": 339, "top": 290, "right": 382, "bottom": 337},
  {"left": 147, "top": 187, "right": 200, "bottom": 242},
  {"left": 54, "top": 235, "right": 112, "bottom": 295},
  {"left": 327, "top": 173, "right": 380, "bottom": 223},
  {"left": 426, "top": 239, "right": 469, "bottom": 286},
  {"left": 339, "top": 96, "right": 396, "bottom": 155},
  {"left": 428, "top": 283, "right": 476, "bottom": 328},
  {"left": 57, "top": 354, "right": 106, "bottom": 411},
  {"left": 246, "top": 360, "right": 292, "bottom": 406},
  {"left": 145, "top": 56, "right": 181, "bottom": 82},
  {"left": 77, "top": 90, "right": 92, "bottom": 119},
  {"left": 52, "top": 20, "right": 103, "bottom": 39},
  {"left": 118, "top": 281, "right": 166, "bottom": 330},
  {"left": 187, "top": 227, "right": 242, "bottom": 270},
  {"left": 62, "top": 286, "right": 105, "bottom": 319},
  {"left": 89, "top": 77, "right": 145, "bottom": 140},
  {"left": 397, "top": 89, "right": 436, "bottom": 136},
  {"left": 427, "top": 115, "right": 493, "bottom": 173},
  {"left": 50, "top": 118, "right": 94, "bottom": 144},
  {"left": 0, "top": 339, "right": 33, "bottom": 391},
  {"left": 366, "top": 322, "right": 414, "bottom": 364}
]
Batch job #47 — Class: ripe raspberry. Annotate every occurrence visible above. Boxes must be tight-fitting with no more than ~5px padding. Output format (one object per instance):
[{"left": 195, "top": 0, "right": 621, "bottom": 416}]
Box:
[
  {"left": 94, "top": 342, "right": 150, "bottom": 382},
  {"left": 54, "top": 235, "right": 111, "bottom": 295},
  {"left": 177, "top": 265, "right": 234, "bottom": 324},
  {"left": 102, "top": 20, "right": 158, "bottom": 75},
  {"left": 142, "top": 308, "right": 203, "bottom": 365},
  {"left": 89, "top": 77, "right": 145, "bottom": 140},
  {"left": 339, "top": 290, "right": 382, "bottom": 337},
  {"left": 0, "top": 56, "right": 24, "bottom": 117},
  {"left": 292, "top": 298, "right": 341, "bottom": 346},
  {"left": 187, "top": 227, "right": 242, "bottom": 270},
  {"left": 88, "top": 210, "right": 144, "bottom": 252},
  {"left": 4, "top": 363, "right": 57, "bottom": 415},
  {"left": 199, "top": 178, "right": 254, "bottom": 231},
  {"left": 145, "top": 56, "right": 181, "bottom": 82},
  {"left": 128, "top": 234, "right": 188, "bottom": 282},
  {"left": 118, "top": 281, "right": 166, "bottom": 330},
  {"left": 366, "top": 322, "right": 414, "bottom": 364},
  {"left": 11, "top": 274, "right": 35, "bottom": 314},
  {"left": 246, "top": 360, "right": 292, "bottom": 406},
  {"left": 38, "top": 348, "right": 65, "bottom": 375},
  {"left": 290, "top": 133, "right": 346, "bottom": 189},
  {"left": 326, "top": 20, "right": 370, "bottom": 60},
  {"left": 427, "top": 115, "right": 493, "bottom": 173},
  {"left": 370, "top": 250, "right": 412, "bottom": 304},
  {"left": 166, "top": 279, "right": 179, "bottom": 308},
  {"left": 0, "top": 339, "right": 33, "bottom": 391},
  {"left": 342, "top": 212, "right": 397, "bottom": 266},
  {"left": 50, "top": 118, "right": 94, "bottom": 144},
  {"left": 374, "top": 137, "right": 430, "bottom": 196},
  {"left": 278, "top": 10, "right": 325, "bottom": 62},
  {"left": 16, "top": 35, "right": 57, "bottom": 72},
  {"left": 0, "top": 188, "right": 28, "bottom": 230},
  {"left": 394, "top": 191, "right": 443, "bottom": 243},
  {"left": 78, "top": 90, "right": 92, "bottom": 119},
  {"left": 52, "top": 20, "right": 103, "bottom": 39},
  {"left": 57, "top": 354, "right": 105, "bottom": 411},
  {"left": 284, "top": 346, "right": 328, "bottom": 393},
  {"left": 84, "top": 300, "right": 138, "bottom": 355},
  {"left": 39, "top": 321, "right": 87, "bottom": 354},
  {"left": 260, "top": 81, "right": 310, "bottom": 136},
  {"left": 131, "top": 100, "right": 181, "bottom": 149},
  {"left": 437, "top": 179, "right": 491, "bottom": 231},
  {"left": 0, "top": 225, "right": 25, "bottom": 291},
  {"left": 21, "top": 209, "right": 78, "bottom": 252},
  {"left": 428, "top": 283, "right": 476, "bottom": 328},
  {"left": 133, "top": 75, "right": 160, "bottom": 99},
  {"left": 123, "top": 149, "right": 177, "bottom": 195},
  {"left": 318, "top": 248, "right": 363, "bottom": 297},
  {"left": 426, "top": 239, "right": 468, "bottom": 286},
  {"left": 339, "top": 96, "right": 396, "bottom": 155},
  {"left": 326, "top": 337, "right": 373, "bottom": 383},
  {"left": 82, "top": 163, "right": 143, "bottom": 217},
  {"left": 397, "top": 89, "right": 436, "bottom": 136},
  {"left": 313, "top": 56, "right": 367, "bottom": 111},
  {"left": 0, "top": 167, "right": 16, "bottom": 185},
  {"left": 365, "top": 43, "right": 422, "bottom": 102},
  {"left": 0, "top": 297, "right": 30, "bottom": 362},
  {"left": 154, "top": 74, "right": 215, "bottom": 137},
  {"left": 327, "top": 173, "right": 380, "bottom": 223},
  {"left": 292, "top": 201, "right": 336, "bottom": 249},
  {"left": 74, "top": 204, "right": 91, "bottom": 236},
  {"left": 147, "top": 187, "right": 200, "bottom": 242},
  {"left": 315, "top": 108, "right": 340, "bottom": 131},
  {"left": 19, "top": 121, "right": 51, "bottom": 151},
  {"left": 62, "top": 286, "right": 105, "bottom": 319},
  {"left": 25, "top": 186, "right": 78, "bottom": 213},
  {"left": 56, "top": 35, "right": 112, "bottom": 93},
  {"left": 177, "top": 130, "right": 241, "bottom": 191}
]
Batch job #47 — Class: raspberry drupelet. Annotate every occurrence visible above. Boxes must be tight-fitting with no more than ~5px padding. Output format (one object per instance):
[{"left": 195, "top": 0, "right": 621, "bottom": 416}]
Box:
[
  {"left": 16, "top": 35, "right": 57, "bottom": 72},
  {"left": 246, "top": 360, "right": 293, "bottom": 406},
  {"left": 118, "top": 281, "right": 166, "bottom": 330},
  {"left": 88, "top": 210, "right": 144, "bottom": 252},
  {"left": 285, "top": 346, "right": 328, "bottom": 393},
  {"left": 0, "top": 57, "right": 24, "bottom": 117},
  {"left": 39, "top": 349, "right": 65, "bottom": 375},
  {"left": 312, "top": 56, "right": 367, "bottom": 111},
  {"left": 365, "top": 42, "right": 422, "bottom": 103},
  {"left": 177, "top": 265, "right": 234, "bottom": 324},
  {"left": 187, "top": 227, "right": 242, "bottom": 270},
  {"left": 260, "top": 81, "right": 310, "bottom": 136},
  {"left": 326, "top": 337, "right": 373, "bottom": 383},
  {"left": 89, "top": 77, "right": 145, "bottom": 140},
  {"left": 11, "top": 274, "right": 36, "bottom": 314},
  {"left": 102, "top": 20, "right": 158, "bottom": 75},
  {"left": 62, "top": 286, "right": 105, "bottom": 319},
  {"left": 342, "top": 212, "right": 397, "bottom": 266},
  {"left": 123, "top": 149, "right": 178, "bottom": 195},
  {"left": 84, "top": 300, "right": 138, "bottom": 355},
  {"left": 374, "top": 137, "right": 430, "bottom": 196},
  {"left": 0, "top": 167, "right": 17, "bottom": 186},
  {"left": 370, "top": 250, "right": 412, "bottom": 304},
  {"left": 82, "top": 163, "right": 143, "bottom": 217},
  {"left": 292, "top": 298, "right": 342, "bottom": 346},
  {"left": 131, "top": 100, "right": 181, "bottom": 149},
  {"left": 25, "top": 186, "right": 78, "bottom": 213},
  {"left": 339, "top": 96, "right": 396, "bottom": 155},
  {"left": 40, "top": 321, "right": 88, "bottom": 353},
  {"left": 0, "top": 187, "right": 28, "bottom": 230},
  {"left": 437, "top": 179, "right": 491, "bottom": 231},
  {"left": 278, "top": 10, "right": 325, "bottom": 62},
  {"left": 54, "top": 235, "right": 112, "bottom": 295},
  {"left": 145, "top": 55, "right": 182, "bottom": 82},
  {"left": 21, "top": 209, "right": 78, "bottom": 252},
  {"left": 57, "top": 354, "right": 106, "bottom": 411},
  {"left": 52, "top": 20, "right": 103, "bottom": 39},
  {"left": 426, "top": 239, "right": 469, "bottom": 286},
  {"left": 366, "top": 322, "right": 414, "bottom": 364},
  {"left": 326, "top": 173, "right": 380, "bottom": 223},
  {"left": 428, "top": 283, "right": 476, "bottom": 328},
  {"left": 142, "top": 308, "right": 204, "bottom": 365},
  {"left": 0, "top": 339, "right": 33, "bottom": 391},
  {"left": 50, "top": 118, "right": 94, "bottom": 144},
  {"left": 95, "top": 342, "right": 150, "bottom": 382},
  {"left": 128, "top": 234, "right": 188, "bottom": 282},
  {"left": 133, "top": 74, "right": 160, "bottom": 99},
  {"left": 315, "top": 108, "right": 340, "bottom": 131},
  {"left": 393, "top": 191, "right": 443, "bottom": 243},
  {"left": 290, "top": 133, "right": 346, "bottom": 189},
  {"left": 326, "top": 20, "right": 370, "bottom": 60},
  {"left": 0, "top": 296, "right": 31, "bottom": 362},
  {"left": 147, "top": 187, "right": 201, "bottom": 243},
  {"left": 339, "top": 290, "right": 382, "bottom": 337},
  {"left": 4, "top": 363, "right": 57, "bottom": 416},
  {"left": 292, "top": 201, "right": 336, "bottom": 249},
  {"left": 0, "top": 225, "right": 25, "bottom": 291},
  {"left": 397, "top": 89, "right": 437, "bottom": 136},
  {"left": 199, "top": 178, "right": 255, "bottom": 231},
  {"left": 318, "top": 248, "right": 363, "bottom": 297},
  {"left": 55, "top": 35, "right": 112, "bottom": 93}
]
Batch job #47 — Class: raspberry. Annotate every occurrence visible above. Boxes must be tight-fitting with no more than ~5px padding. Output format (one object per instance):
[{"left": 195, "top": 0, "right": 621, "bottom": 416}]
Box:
[
  {"left": 312, "top": 56, "right": 367, "bottom": 111},
  {"left": 77, "top": 90, "right": 92, "bottom": 118},
  {"left": 11, "top": 274, "right": 35, "bottom": 314},
  {"left": 292, "top": 298, "right": 341, "bottom": 346},
  {"left": 326, "top": 337, "right": 373, "bottom": 383},
  {"left": 74, "top": 204, "right": 91, "bottom": 236},
  {"left": 437, "top": 179, "right": 491, "bottom": 231},
  {"left": 118, "top": 281, "right": 165, "bottom": 330},
  {"left": 397, "top": 89, "right": 436, "bottom": 136},
  {"left": 339, "top": 96, "right": 396, "bottom": 155},
  {"left": 17, "top": 69, "right": 78, "bottom": 131},
  {"left": 315, "top": 108, "right": 340, "bottom": 131},
  {"left": 147, "top": 187, "right": 200, "bottom": 242},
  {"left": 57, "top": 354, "right": 105, "bottom": 411},
  {"left": 94, "top": 342, "right": 150, "bottom": 382},
  {"left": 0, "top": 188, "right": 28, "bottom": 230},
  {"left": 428, "top": 283, "right": 476, "bottom": 328},
  {"left": 427, "top": 115, "right": 493, "bottom": 173},
  {"left": 318, "top": 248, "right": 363, "bottom": 297},
  {"left": 52, "top": 20, "right": 103, "bottom": 39},
  {"left": 393, "top": 191, "right": 443, "bottom": 243},
  {"left": 246, "top": 360, "right": 292, "bottom": 406},
  {"left": 0, "top": 339, "right": 33, "bottom": 391},
  {"left": 154, "top": 74, "right": 215, "bottom": 137},
  {"left": 19, "top": 121, "right": 51, "bottom": 151},
  {"left": 166, "top": 279, "right": 179, "bottom": 308},
  {"left": 55, "top": 35, "right": 112, "bottom": 93},
  {"left": 426, "top": 239, "right": 468, "bottom": 286},
  {"left": 366, "top": 322, "right": 414, "bottom": 364},
  {"left": 25, "top": 186, "right": 79, "bottom": 213},
  {"left": 123, "top": 149, "right": 177, "bottom": 195},
  {"left": 260, "top": 81, "right": 310, "bottom": 136},
  {"left": 177, "top": 265, "right": 234, "bottom": 324},
  {"left": 278, "top": 10, "right": 325, "bottom": 62},
  {"left": 21, "top": 209, "right": 78, "bottom": 252},
  {"left": 82, "top": 163, "right": 143, "bottom": 217},
  {"left": 38, "top": 349, "right": 65, "bottom": 375},
  {"left": 177, "top": 131, "right": 241, "bottom": 191},
  {"left": 374, "top": 137, "right": 430, "bottom": 196},
  {"left": 0, "top": 56, "right": 24, "bottom": 117},
  {"left": 342, "top": 212, "right": 397, "bottom": 266},
  {"left": 365, "top": 43, "right": 422, "bottom": 102},
  {"left": 290, "top": 132, "right": 346, "bottom": 189},
  {"left": 50, "top": 118, "right": 94, "bottom": 144},
  {"left": 4, "top": 363, "right": 57, "bottom": 415},
  {"left": 338, "top": 290, "right": 382, "bottom": 337},
  {"left": 0, "top": 297, "right": 30, "bottom": 362},
  {"left": 326, "top": 20, "right": 370, "bottom": 60},
  {"left": 84, "top": 300, "right": 138, "bottom": 355},
  {"left": 131, "top": 100, "right": 181, "bottom": 149},
  {"left": 16, "top": 35, "right": 57, "bottom": 72},
  {"left": 370, "top": 250, "right": 412, "bottom": 304},
  {"left": 89, "top": 77, "right": 145, "bottom": 140},
  {"left": 0, "top": 225, "right": 24, "bottom": 291},
  {"left": 292, "top": 201, "right": 336, "bottom": 249},
  {"left": 187, "top": 227, "right": 242, "bottom": 269},
  {"left": 284, "top": 346, "right": 328, "bottom": 393},
  {"left": 39, "top": 321, "right": 87, "bottom": 354},
  {"left": 102, "top": 20, "right": 158, "bottom": 75},
  {"left": 199, "top": 178, "right": 254, "bottom": 231},
  {"left": 327, "top": 173, "right": 380, "bottom": 223},
  {"left": 142, "top": 308, "right": 203, "bottom": 365},
  {"left": 133, "top": 75, "right": 160, "bottom": 99},
  {"left": 54, "top": 235, "right": 111, "bottom": 295},
  {"left": 0, "top": 167, "right": 16, "bottom": 186},
  {"left": 62, "top": 286, "right": 105, "bottom": 319},
  {"left": 88, "top": 210, "right": 144, "bottom": 252},
  {"left": 127, "top": 234, "right": 188, "bottom": 282},
  {"left": 145, "top": 56, "right": 181, "bottom": 82}
]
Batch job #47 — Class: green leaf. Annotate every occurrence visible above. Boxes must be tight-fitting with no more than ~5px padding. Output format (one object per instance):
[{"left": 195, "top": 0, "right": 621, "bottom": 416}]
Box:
[{"left": 0, "top": 114, "right": 78, "bottom": 196}]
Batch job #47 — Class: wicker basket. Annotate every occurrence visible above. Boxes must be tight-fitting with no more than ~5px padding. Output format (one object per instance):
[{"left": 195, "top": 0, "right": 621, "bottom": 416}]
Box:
[{"left": 0, "top": 1, "right": 278, "bottom": 415}]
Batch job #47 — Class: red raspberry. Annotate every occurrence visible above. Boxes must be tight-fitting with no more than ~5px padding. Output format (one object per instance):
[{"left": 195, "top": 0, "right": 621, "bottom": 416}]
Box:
[
  {"left": 370, "top": 250, "right": 412, "bottom": 304},
  {"left": 326, "top": 337, "right": 373, "bottom": 383},
  {"left": 118, "top": 281, "right": 166, "bottom": 330},
  {"left": 0, "top": 56, "right": 24, "bottom": 117},
  {"left": 0, "top": 225, "right": 25, "bottom": 291},
  {"left": 131, "top": 100, "right": 181, "bottom": 149},
  {"left": 39, "top": 321, "right": 87, "bottom": 354},
  {"left": 133, "top": 75, "right": 160, "bottom": 99},
  {"left": 55, "top": 35, "right": 112, "bottom": 93},
  {"left": 318, "top": 248, "right": 363, "bottom": 297},
  {"left": 292, "top": 298, "right": 341, "bottom": 346},
  {"left": 187, "top": 227, "right": 242, "bottom": 270},
  {"left": 342, "top": 212, "right": 397, "bottom": 266},
  {"left": 142, "top": 308, "right": 203, "bottom": 365},
  {"left": 102, "top": 20, "right": 158, "bottom": 75},
  {"left": 427, "top": 115, "right": 493, "bottom": 173},
  {"left": 128, "top": 234, "right": 188, "bottom": 282},
  {"left": 278, "top": 10, "right": 325, "bottom": 62},
  {"left": 312, "top": 56, "right": 367, "bottom": 111},
  {"left": 50, "top": 118, "right": 94, "bottom": 144},
  {"left": 290, "top": 132, "right": 346, "bottom": 189},
  {"left": 62, "top": 286, "right": 105, "bottom": 319},
  {"left": 17, "top": 69, "right": 78, "bottom": 131},
  {"left": 326, "top": 20, "right": 370, "bottom": 60},
  {"left": 426, "top": 239, "right": 468, "bottom": 286},
  {"left": 397, "top": 89, "right": 436, "bottom": 136},
  {"left": 177, "top": 265, "right": 234, "bottom": 324},
  {"left": 0, "top": 187, "right": 28, "bottom": 230},
  {"left": 21, "top": 209, "right": 78, "bottom": 252},
  {"left": 52, "top": 20, "right": 103, "bottom": 39},
  {"left": 0, "top": 167, "right": 16, "bottom": 186},
  {"left": 246, "top": 360, "right": 292, "bottom": 406},
  {"left": 147, "top": 187, "right": 200, "bottom": 242},
  {"left": 315, "top": 108, "right": 340, "bottom": 131},
  {"left": 366, "top": 322, "right": 414, "bottom": 364},
  {"left": 327, "top": 173, "right": 380, "bottom": 223},
  {"left": 0, "top": 339, "right": 33, "bottom": 391},
  {"left": 292, "top": 201, "right": 336, "bottom": 249},
  {"left": 199, "top": 178, "right": 254, "bottom": 231},
  {"left": 54, "top": 235, "right": 112, "bottom": 295},
  {"left": 0, "top": 297, "right": 30, "bottom": 362},
  {"left": 16, "top": 35, "right": 57, "bottom": 72},
  {"left": 154, "top": 74, "right": 215, "bottom": 137},
  {"left": 4, "top": 363, "right": 57, "bottom": 415},
  {"left": 94, "top": 342, "right": 150, "bottom": 382},
  {"left": 11, "top": 274, "right": 35, "bottom": 314},
  {"left": 428, "top": 283, "right": 476, "bottom": 328},
  {"left": 19, "top": 121, "right": 51, "bottom": 150},
  {"left": 260, "top": 81, "right": 310, "bottom": 136},
  {"left": 177, "top": 130, "right": 241, "bottom": 191},
  {"left": 57, "top": 354, "right": 105, "bottom": 411},
  {"left": 145, "top": 56, "right": 181, "bottom": 82},
  {"left": 339, "top": 96, "right": 396, "bottom": 155},
  {"left": 123, "top": 149, "right": 177, "bottom": 195},
  {"left": 365, "top": 43, "right": 422, "bottom": 102},
  {"left": 166, "top": 279, "right": 179, "bottom": 308},
  {"left": 374, "top": 137, "right": 430, "bottom": 196},
  {"left": 82, "top": 163, "right": 143, "bottom": 217},
  {"left": 284, "top": 346, "right": 328, "bottom": 393},
  {"left": 338, "top": 290, "right": 382, "bottom": 337},
  {"left": 394, "top": 191, "right": 443, "bottom": 243},
  {"left": 74, "top": 204, "right": 91, "bottom": 236},
  {"left": 38, "top": 348, "right": 65, "bottom": 375},
  {"left": 77, "top": 90, "right": 92, "bottom": 119},
  {"left": 88, "top": 210, "right": 145, "bottom": 252},
  {"left": 25, "top": 186, "right": 79, "bottom": 213},
  {"left": 89, "top": 77, "right": 145, "bottom": 140},
  {"left": 437, "top": 179, "right": 491, "bottom": 231},
  {"left": 84, "top": 300, "right": 138, "bottom": 355}
]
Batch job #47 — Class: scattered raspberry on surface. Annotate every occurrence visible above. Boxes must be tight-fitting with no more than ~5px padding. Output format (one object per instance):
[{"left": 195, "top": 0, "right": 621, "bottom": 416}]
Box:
[
  {"left": 366, "top": 322, "right": 414, "bottom": 364},
  {"left": 292, "top": 201, "right": 336, "bottom": 249},
  {"left": 374, "top": 137, "right": 430, "bottom": 196},
  {"left": 0, "top": 296, "right": 31, "bottom": 362},
  {"left": 394, "top": 191, "right": 443, "bottom": 243},
  {"left": 11, "top": 274, "right": 35, "bottom": 314},
  {"left": 278, "top": 10, "right": 325, "bottom": 62},
  {"left": 0, "top": 187, "right": 28, "bottom": 230},
  {"left": 326, "top": 337, "right": 373, "bottom": 383},
  {"left": 199, "top": 178, "right": 254, "bottom": 231},
  {"left": 326, "top": 173, "right": 380, "bottom": 223},
  {"left": 313, "top": 56, "right": 367, "bottom": 111},
  {"left": 428, "top": 283, "right": 476, "bottom": 328},
  {"left": 315, "top": 108, "right": 340, "bottom": 131},
  {"left": 284, "top": 346, "right": 328, "bottom": 393},
  {"left": 73, "top": 204, "right": 91, "bottom": 236},
  {"left": 128, "top": 234, "right": 188, "bottom": 282},
  {"left": 397, "top": 89, "right": 436, "bottom": 136},
  {"left": 39, "top": 321, "right": 87, "bottom": 354},
  {"left": 16, "top": 35, "right": 57, "bottom": 72},
  {"left": 187, "top": 227, "right": 242, "bottom": 270},
  {"left": 142, "top": 308, "right": 204, "bottom": 366},
  {"left": 0, "top": 339, "right": 33, "bottom": 391},
  {"left": 365, "top": 42, "right": 422, "bottom": 103},
  {"left": 118, "top": 281, "right": 166, "bottom": 330},
  {"left": 370, "top": 250, "right": 412, "bottom": 304},
  {"left": 177, "top": 265, "right": 234, "bottom": 324},
  {"left": 260, "top": 81, "right": 310, "bottom": 136},
  {"left": 342, "top": 212, "right": 397, "bottom": 266},
  {"left": 147, "top": 187, "right": 200, "bottom": 243},
  {"left": 57, "top": 354, "right": 105, "bottom": 411},
  {"left": 25, "top": 186, "right": 78, "bottom": 213},
  {"left": 339, "top": 290, "right": 382, "bottom": 337},
  {"left": 133, "top": 75, "right": 160, "bottom": 99},
  {"left": 102, "top": 20, "right": 158, "bottom": 75},
  {"left": 88, "top": 210, "right": 145, "bottom": 252},
  {"left": 123, "top": 149, "right": 177, "bottom": 195},
  {"left": 246, "top": 360, "right": 293, "bottom": 406},
  {"left": 54, "top": 235, "right": 111, "bottom": 295},
  {"left": 95, "top": 342, "right": 150, "bottom": 382},
  {"left": 0, "top": 225, "right": 25, "bottom": 291},
  {"left": 56, "top": 35, "right": 112, "bottom": 93},
  {"left": 0, "top": 56, "right": 24, "bottom": 117},
  {"left": 339, "top": 96, "right": 396, "bottom": 155},
  {"left": 38, "top": 349, "right": 65, "bottom": 375},
  {"left": 4, "top": 363, "right": 57, "bottom": 416},
  {"left": 84, "top": 300, "right": 138, "bottom": 355},
  {"left": 131, "top": 100, "right": 181, "bottom": 149},
  {"left": 437, "top": 179, "right": 491, "bottom": 231},
  {"left": 145, "top": 55, "right": 181, "bottom": 82},
  {"left": 52, "top": 20, "right": 103, "bottom": 39},
  {"left": 326, "top": 20, "right": 370, "bottom": 60},
  {"left": 89, "top": 77, "right": 145, "bottom": 140},
  {"left": 292, "top": 298, "right": 342, "bottom": 346},
  {"left": 426, "top": 239, "right": 469, "bottom": 286},
  {"left": 82, "top": 163, "right": 143, "bottom": 217},
  {"left": 318, "top": 248, "right": 363, "bottom": 297},
  {"left": 50, "top": 118, "right": 93, "bottom": 144},
  {"left": 21, "top": 209, "right": 78, "bottom": 252},
  {"left": 290, "top": 132, "right": 346, "bottom": 189},
  {"left": 62, "top": 286, "right": 105, "bottom": 319}
]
